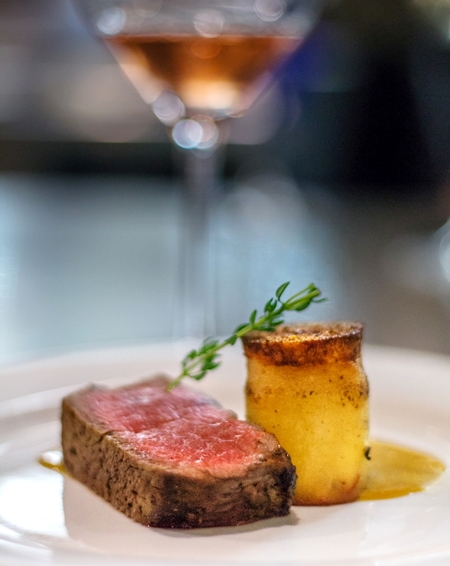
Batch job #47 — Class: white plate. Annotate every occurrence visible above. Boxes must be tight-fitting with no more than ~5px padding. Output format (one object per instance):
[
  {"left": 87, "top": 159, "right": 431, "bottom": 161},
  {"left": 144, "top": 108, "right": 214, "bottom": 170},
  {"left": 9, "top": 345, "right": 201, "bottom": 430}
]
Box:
[{"left": 1, "top": 343, "right": 450, "bottom": 566}]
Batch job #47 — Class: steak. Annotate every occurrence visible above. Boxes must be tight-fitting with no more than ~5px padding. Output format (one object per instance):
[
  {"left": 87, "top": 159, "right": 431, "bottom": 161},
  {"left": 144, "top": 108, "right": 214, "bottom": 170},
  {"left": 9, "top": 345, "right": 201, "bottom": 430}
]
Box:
[{"left": 61, "top": 376, "right": 296, "bottom": 529}]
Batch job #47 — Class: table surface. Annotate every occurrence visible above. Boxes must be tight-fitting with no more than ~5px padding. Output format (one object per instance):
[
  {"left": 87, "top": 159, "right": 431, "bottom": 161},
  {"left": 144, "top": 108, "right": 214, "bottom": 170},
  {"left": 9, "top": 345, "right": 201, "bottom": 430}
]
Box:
[{"left": 0, "top": 172, "right": 449, "bottom": 368}]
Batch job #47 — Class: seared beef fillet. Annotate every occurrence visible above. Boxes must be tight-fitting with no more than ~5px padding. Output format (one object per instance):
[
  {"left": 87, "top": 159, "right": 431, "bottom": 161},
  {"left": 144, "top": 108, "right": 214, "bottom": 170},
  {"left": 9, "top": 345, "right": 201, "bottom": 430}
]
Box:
[{"left": 61, "top": 377, "right": 296, "bottom": 529}]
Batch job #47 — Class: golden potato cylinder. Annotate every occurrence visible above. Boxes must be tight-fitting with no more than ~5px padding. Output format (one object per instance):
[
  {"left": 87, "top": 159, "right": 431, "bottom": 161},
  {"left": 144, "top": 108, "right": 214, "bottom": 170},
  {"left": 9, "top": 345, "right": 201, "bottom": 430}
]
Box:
[{"left": 242, "top": 322, "right": 369, "bottom": 506}]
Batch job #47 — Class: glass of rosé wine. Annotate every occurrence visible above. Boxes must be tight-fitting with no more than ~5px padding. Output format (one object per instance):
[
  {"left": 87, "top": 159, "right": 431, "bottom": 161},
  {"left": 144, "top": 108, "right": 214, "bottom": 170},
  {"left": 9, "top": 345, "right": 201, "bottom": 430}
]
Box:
[{"left": 75, "top": 0, "right": 326, "bottom": 338}]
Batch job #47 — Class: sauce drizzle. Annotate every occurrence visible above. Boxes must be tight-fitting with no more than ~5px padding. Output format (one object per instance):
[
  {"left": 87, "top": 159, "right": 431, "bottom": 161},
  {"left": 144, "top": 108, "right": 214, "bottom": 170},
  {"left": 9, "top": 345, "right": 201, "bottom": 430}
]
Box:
[
  {"left": 39, "top": 441, "right": 445, "bottom": 502},
  {"left": 38, "top": 449, "right": 66, "bottom": 474},
  {"left": 359, "top": 440, "right": 445, "bottom": 501}
]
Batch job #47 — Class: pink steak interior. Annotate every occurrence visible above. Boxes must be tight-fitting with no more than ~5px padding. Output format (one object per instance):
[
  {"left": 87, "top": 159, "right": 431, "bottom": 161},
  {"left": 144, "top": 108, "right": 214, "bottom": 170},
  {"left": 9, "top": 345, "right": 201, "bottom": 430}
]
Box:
[{"left": 81, "top": 378, "right": 267, "bottom": 470}]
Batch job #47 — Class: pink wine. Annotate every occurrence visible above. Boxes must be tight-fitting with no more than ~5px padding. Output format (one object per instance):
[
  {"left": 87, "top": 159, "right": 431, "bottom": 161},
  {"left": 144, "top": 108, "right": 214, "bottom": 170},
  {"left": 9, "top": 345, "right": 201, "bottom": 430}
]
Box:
[{"left": 105, "top": 34, "right": 300, "bottom": 115}]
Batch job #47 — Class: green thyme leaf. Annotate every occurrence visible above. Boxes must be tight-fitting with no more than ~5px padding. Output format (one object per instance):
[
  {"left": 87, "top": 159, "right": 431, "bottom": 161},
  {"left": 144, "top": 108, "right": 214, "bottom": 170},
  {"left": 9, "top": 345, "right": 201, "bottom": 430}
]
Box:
[
  {"left": 275, "top": 282, "right": 290, "bottom": 299},
  {"left": 167, "top": 282, "right": 324, "bottom": 390}
]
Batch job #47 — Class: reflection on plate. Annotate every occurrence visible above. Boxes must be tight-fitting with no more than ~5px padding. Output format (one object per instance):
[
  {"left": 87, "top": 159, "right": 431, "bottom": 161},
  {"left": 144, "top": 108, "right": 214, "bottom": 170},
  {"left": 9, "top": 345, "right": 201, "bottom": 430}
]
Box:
[{"left": 0, "top": 343, "right": 450, "bottom": 566}]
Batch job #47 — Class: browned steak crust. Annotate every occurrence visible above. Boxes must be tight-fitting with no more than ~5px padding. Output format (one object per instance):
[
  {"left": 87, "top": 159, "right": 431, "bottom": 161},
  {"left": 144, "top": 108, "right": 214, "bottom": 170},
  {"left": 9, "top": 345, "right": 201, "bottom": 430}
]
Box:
[{"left": 61, "top": 378, "right": 296, "bottom": 529}]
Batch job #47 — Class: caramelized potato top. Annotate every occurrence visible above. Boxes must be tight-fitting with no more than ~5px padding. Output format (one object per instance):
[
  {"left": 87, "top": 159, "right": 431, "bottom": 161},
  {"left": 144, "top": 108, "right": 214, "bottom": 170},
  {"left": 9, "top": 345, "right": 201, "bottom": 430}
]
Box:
[{"left": 242, "top": 322, "right": 364, "bottom": 366}]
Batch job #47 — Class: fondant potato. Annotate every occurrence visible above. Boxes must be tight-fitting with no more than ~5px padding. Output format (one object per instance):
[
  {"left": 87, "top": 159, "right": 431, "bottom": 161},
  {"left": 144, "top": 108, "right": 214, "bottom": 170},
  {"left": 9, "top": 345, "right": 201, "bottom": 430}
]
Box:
[{"left": 243, "top": 322, "right": 369, "bottom": 505}]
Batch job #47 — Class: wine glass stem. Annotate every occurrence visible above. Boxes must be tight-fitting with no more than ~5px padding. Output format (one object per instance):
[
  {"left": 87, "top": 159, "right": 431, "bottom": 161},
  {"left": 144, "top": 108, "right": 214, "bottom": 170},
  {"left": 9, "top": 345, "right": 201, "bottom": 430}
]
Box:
[{"left": 175, "top": 147, "right": 221, "bottom": 339}]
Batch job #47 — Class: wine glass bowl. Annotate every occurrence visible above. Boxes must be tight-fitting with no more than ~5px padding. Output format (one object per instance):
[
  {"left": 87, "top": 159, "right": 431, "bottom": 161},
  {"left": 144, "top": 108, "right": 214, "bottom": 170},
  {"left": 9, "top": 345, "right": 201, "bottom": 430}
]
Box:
[{"left": 78, "top": 0, "right": 323, "bottom": 128}]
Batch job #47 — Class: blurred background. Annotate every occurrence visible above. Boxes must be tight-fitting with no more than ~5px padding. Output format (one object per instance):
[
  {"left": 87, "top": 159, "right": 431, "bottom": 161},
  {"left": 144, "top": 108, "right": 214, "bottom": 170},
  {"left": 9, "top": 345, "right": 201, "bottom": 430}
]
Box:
[{"left": 1, "top": 0, "right": 450, "bottom": 367}]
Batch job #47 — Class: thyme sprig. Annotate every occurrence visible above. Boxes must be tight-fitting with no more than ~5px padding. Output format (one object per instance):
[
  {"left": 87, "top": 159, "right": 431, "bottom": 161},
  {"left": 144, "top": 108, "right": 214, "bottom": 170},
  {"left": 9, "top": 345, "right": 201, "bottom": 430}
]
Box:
[{"left": 168, "top": 282, "right": 324, "bottom": 390}]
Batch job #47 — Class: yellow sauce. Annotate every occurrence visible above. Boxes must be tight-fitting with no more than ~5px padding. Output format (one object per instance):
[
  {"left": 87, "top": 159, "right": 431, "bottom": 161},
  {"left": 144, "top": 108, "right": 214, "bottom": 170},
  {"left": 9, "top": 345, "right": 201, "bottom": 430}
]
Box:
[
  {"left": 359, "top": 440, "right": 445, "bottom": 501},
  {"left": 38, "top": 449, "right": 66, "bottom": 474},
  {"left": 39, "top": 441, "right": 445, "bottom": 502}
]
